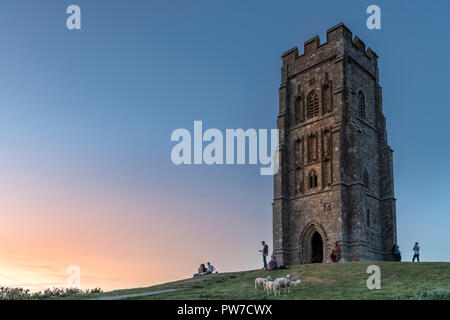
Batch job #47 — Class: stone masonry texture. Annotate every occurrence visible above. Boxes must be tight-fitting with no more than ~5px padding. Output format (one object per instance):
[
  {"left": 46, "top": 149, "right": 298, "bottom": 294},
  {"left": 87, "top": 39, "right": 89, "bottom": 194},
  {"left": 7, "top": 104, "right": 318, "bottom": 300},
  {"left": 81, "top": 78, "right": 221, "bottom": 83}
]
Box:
[{"left": 273, "top": 23, "right": 397, "bottom": 265}]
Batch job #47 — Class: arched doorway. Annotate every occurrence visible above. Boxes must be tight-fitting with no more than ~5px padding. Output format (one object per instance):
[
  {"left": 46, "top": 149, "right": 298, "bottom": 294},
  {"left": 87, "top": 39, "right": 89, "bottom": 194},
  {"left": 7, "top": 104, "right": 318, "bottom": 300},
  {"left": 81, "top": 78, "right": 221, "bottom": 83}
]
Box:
[
  {"left": 311, "top": 232, "right": 323, "bottom": 263},
  {"left": 299, "top": 222, "right": 326, "bottom": 264}
]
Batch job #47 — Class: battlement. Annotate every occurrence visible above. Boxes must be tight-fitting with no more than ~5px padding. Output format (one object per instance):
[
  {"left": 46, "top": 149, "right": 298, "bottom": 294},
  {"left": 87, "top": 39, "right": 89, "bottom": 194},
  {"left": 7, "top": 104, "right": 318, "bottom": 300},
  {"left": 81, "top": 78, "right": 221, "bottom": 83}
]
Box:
[{"left": 281, "top": 23, "right": 378, "bottom": 64}]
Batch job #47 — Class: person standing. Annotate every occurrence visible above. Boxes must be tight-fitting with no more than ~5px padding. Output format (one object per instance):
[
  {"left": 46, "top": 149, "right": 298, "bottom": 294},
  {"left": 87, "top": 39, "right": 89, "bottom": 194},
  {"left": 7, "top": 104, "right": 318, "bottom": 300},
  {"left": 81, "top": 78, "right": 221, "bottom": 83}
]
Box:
[
  {"left": 330, "top": 242, "right": 341, "bottom": 263},
  {"left": 392, "top": 245, "right": 401, "bottom": 262},
  {"left": 259, "top": 241, "right": 269, "bottom": 269},
  {"left": 412, "top": 242, "right": 420, "bottom": 262}
]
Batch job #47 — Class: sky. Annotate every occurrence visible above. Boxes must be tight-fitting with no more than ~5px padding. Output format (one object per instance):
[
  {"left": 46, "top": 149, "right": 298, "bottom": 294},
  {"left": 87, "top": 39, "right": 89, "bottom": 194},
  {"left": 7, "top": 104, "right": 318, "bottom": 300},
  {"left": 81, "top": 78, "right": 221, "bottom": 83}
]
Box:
[{"left": 0, "top": 0, "right": 449, "bottom": 291}]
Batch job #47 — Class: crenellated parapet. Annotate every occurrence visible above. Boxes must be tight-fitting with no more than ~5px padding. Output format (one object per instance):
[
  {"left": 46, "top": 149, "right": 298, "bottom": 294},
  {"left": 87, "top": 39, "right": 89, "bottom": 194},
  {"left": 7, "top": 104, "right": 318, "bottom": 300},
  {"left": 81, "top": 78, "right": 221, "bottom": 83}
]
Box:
[{"left": 281, "top": 23, "right": 379, "bottom": 80}]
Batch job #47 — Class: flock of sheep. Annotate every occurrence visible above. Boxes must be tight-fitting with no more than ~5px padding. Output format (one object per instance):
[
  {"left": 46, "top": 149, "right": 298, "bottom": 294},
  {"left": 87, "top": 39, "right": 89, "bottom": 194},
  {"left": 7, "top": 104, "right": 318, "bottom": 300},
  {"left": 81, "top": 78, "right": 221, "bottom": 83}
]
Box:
[{"left": 254, "top": 275, "right": 301, "bottom": 296}]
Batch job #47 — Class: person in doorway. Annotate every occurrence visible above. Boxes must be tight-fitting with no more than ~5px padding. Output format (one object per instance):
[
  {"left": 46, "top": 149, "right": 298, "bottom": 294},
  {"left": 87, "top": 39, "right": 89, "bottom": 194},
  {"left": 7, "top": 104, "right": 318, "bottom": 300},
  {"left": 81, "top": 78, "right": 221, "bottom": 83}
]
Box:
[
  {"left": 412, "top": 242, "right": 420, "bottom": 263},
  {"left": 259, "top": 241, "right": 269, "bottom": 269}
]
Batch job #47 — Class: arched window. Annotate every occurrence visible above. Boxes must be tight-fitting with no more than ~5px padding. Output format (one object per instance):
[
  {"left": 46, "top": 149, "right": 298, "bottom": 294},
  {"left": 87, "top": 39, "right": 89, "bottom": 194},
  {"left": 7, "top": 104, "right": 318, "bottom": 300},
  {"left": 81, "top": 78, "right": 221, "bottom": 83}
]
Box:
[
  {"left": 358, "top": 91, "right": 366, "bottom": 118},
  {"left": 295, "top": 96, "right": 303, "bottom": 124},
  {"left": 367, "top": 209, "right": 371, "bottom": 227},
  {"left": 309, "top": 169, "right": 318, "bottom": 189},
  {"left": 307, "top": 91, "right": 319, "bottom": 119},
  {"left": 364, "top": 170, "right": 369, "bottom": 187}
]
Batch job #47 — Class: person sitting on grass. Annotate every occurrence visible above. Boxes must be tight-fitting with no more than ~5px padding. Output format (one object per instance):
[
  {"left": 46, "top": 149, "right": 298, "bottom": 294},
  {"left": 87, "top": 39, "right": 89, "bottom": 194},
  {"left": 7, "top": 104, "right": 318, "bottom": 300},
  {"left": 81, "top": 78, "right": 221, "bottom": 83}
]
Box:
[
  {"left": 193, "top": 263, "right": 207, "bottom": 277},
  {"left": 267, "top": 256, "right": 278, "bottom": 271},
  {"left": 205, "top": 262, "right": 216, "bottom": 274}
]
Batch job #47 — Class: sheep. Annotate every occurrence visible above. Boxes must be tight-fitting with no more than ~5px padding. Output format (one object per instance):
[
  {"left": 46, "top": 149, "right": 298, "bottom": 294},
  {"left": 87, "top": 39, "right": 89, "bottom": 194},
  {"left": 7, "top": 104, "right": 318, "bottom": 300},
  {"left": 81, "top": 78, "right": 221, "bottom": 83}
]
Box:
[
  {"left": 254, "top": 276, "right": 272, "bottom": 290},
  {"left": 274, "top": 275, "right": 292, "bottom": 294},
  {"left": 264, "top": 280, "right": 274, "bottom": 294},
  {"left": 264, "top": 280, "right": 280, "bottom": 296},
  {"left": 291, "top": 279, "right": 302, "bottom": 287}
]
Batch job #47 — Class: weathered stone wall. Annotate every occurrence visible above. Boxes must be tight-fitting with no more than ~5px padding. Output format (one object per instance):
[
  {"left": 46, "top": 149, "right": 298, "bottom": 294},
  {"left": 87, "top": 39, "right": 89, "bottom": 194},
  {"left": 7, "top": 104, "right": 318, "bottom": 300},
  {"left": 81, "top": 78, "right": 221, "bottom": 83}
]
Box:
[{"left": 273, "top": 23, "right": 396, "bottom": 265}]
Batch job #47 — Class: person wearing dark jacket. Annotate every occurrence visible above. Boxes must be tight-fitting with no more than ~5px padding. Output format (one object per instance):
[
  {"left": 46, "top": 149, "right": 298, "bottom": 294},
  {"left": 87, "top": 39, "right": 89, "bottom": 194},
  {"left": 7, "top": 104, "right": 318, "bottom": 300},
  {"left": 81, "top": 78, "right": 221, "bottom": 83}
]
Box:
[
  {"left": 259, "top": 241, "right": 269, "bottom": 269},
  {"left": 392, "top": 244, "right": 401, "bottom": 262}
]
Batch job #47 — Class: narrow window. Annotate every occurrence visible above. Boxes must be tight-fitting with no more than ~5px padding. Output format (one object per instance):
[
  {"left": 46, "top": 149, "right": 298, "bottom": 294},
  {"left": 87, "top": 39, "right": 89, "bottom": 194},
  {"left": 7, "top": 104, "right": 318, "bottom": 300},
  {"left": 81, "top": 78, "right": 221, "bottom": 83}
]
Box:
[
  {"left": 364, "top": 170, "right": 369, "bottom": 188},
  {"left": 358, "top": 91, "right": 366, "bottom": 118},
  {"left": 307, "top": 134, "right": 317, "bottom": 162},
  {"left": 322, "top": 85, "right": 330, "bottom": 114},
  {"left": 309, "top": 170, "right": 318, "bottom": 189},
  {"left": 307, "top": 91, "right": 319, "bottom": 119}
]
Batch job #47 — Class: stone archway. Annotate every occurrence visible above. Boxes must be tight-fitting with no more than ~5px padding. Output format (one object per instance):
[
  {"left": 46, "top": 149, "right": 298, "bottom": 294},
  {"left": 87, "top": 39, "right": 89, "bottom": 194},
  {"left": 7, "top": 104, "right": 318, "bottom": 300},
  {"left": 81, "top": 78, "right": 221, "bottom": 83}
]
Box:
[
  {"left": 299, "top": 222, "right": 327, "bottom": 264},
  {"left": 311, "top": 232, "right": 323, "bottom": 263}
]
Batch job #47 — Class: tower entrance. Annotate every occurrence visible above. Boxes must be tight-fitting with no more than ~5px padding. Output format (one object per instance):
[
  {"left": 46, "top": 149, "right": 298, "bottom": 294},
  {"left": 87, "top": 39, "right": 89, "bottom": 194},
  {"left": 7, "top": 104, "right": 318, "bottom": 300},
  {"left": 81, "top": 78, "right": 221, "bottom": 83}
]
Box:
[
  {"left": 311, "top": 232, "right": 323, "bottom": 263},
  {"left": 299, "top": 222, "right": 326, "bottom": 264}
]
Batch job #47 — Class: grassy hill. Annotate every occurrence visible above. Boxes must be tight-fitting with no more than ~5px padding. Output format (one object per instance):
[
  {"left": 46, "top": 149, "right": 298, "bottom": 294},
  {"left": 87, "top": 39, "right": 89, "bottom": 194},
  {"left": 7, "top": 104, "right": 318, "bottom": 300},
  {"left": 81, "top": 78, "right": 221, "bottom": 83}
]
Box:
[{"left": 71, "top": 262, "right": 450, "bottom": 300}]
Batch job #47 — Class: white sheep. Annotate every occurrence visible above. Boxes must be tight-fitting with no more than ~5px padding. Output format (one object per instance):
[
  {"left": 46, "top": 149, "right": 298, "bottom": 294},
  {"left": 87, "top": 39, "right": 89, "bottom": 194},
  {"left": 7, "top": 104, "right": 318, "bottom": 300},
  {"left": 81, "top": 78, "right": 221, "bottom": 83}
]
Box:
[
  {"left": 264, "top": 280, "right": 280, "bottom": 296},
  {"left": 272, "top": 280, "right": 281, "bottom": 296},
  {"left": 274, "top": 275, "right": 292, "bottom": 294},
  {"left": 254, "top": 276, "right": 272, "bottom": 290},
  {"left": 291, "top": 279, "right": 302, "bottom": 287},
  {"left": 264, "top": 280, "right": 273, "bottom": 294}
]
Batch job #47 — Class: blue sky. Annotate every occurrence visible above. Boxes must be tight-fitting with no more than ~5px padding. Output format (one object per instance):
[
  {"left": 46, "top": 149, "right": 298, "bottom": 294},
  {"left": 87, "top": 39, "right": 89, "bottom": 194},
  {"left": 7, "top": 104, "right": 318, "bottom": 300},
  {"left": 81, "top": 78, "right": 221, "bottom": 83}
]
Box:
[{"left": 0, "top": 0, "right": 449, "bottom": 290}]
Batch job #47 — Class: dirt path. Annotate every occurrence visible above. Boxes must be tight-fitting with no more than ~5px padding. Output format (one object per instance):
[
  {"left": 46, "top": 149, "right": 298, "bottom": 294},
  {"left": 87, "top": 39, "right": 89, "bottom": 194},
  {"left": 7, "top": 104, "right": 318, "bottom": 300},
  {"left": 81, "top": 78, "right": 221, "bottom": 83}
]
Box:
[{"left": 92, "top": 288, "right": 182, "bottom": 300}]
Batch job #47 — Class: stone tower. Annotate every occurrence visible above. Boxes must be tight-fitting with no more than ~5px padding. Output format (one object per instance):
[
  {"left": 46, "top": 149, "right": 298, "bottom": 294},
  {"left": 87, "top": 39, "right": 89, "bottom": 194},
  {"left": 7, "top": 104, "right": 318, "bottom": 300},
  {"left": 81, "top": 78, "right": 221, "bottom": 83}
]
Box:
[{"left": 273, "top": 23, "right": 396, "bottom": 265}]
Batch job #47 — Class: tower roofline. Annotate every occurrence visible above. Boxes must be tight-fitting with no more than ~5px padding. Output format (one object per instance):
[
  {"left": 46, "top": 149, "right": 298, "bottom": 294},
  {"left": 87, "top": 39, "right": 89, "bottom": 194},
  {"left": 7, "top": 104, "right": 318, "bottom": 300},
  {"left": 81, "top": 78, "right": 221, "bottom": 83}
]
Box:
[{"left": 281, "top": 23, "right": 378, "bottom": 64}]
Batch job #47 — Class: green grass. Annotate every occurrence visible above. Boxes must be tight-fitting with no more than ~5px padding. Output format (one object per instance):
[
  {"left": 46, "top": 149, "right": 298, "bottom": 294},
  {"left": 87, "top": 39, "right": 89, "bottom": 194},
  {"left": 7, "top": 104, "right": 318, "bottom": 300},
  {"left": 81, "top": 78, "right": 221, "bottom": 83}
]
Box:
[{"left": 67, "top": 262, "right": 450, "bottom": 300}]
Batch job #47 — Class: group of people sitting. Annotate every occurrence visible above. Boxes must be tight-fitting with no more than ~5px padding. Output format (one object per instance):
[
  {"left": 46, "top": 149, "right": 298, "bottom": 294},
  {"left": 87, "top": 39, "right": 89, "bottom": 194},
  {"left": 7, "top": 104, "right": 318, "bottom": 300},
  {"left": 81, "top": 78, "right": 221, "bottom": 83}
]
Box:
[{"left": 193, "top": 262, "right": 216, "bottom": 277}]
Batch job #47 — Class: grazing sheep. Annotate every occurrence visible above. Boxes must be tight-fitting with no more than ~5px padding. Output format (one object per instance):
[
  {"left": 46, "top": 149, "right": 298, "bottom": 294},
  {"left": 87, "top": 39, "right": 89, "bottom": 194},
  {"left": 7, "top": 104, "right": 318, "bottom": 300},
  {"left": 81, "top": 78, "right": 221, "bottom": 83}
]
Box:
[
  {"left": 274, "top": 275, "right": 292, "bottom": 294},
  {"left": 254, "top": 276, "right": 272, "bottom": 290}
]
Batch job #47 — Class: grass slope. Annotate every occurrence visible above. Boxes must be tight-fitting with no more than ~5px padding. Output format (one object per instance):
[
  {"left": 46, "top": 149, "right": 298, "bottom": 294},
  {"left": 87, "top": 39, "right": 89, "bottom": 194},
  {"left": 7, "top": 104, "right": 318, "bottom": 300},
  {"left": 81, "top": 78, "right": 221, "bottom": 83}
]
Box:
[{"left": 70, "top": 262, "right": 450, "bottom": 300}]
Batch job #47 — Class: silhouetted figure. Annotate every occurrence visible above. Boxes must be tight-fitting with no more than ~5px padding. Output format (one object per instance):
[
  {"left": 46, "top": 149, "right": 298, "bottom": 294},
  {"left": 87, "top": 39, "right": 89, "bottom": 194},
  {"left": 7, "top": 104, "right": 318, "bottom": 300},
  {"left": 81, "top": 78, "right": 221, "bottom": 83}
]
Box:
[{"left": 412, "top": 242, "right": 420, "bottom": 262}]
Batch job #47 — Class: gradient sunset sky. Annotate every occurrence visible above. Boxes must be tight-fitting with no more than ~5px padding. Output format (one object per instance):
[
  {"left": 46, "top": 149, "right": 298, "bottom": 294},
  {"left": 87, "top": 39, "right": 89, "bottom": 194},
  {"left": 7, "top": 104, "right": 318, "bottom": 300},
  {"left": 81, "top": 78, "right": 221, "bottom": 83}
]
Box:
[{"left": 1, "top": 0, "right": 449, "bottom": 291}]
